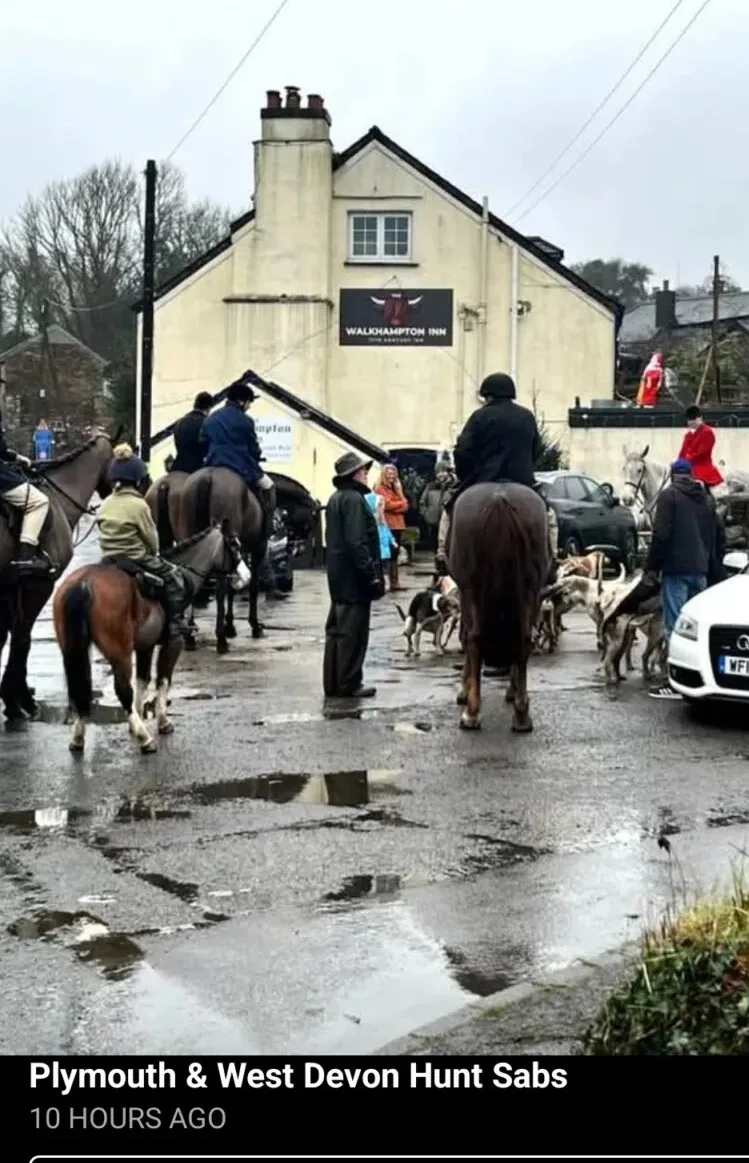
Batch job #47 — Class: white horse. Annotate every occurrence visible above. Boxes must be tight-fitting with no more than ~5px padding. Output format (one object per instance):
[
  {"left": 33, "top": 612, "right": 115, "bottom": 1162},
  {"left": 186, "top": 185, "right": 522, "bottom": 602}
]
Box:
[{"left": 621, "top": 445, "right": 669, "bottom": 533}]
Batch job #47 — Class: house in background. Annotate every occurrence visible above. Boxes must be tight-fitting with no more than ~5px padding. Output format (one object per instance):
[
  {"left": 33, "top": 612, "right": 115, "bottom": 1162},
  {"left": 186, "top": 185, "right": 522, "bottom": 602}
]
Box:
[
  {"left": 617, "top": 281, "right": 749, "bottom": 403},
  {"left": 134, "top": 85, "right": 622, "bottom": 497},
  {"left": 0, "top": 325, "right": 112, "bottom": 452}
]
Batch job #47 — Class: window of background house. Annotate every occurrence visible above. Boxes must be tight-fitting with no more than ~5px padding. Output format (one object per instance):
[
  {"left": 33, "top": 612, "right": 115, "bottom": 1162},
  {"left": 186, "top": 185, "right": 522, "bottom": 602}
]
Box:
[{"left": 348, "top": 212, "right": 412, "bottom": 261}]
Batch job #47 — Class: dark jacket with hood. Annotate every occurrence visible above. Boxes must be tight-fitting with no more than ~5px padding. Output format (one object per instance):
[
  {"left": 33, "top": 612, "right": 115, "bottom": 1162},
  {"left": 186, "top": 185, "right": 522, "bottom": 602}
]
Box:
[
  {"left": 172, "top": 408, "right": 208, "bottom": 473},
  {"left": 646, "top": 475, "right": 720, "bottom": 577},
  {"left": 0, "top": 415, "right": 30, "bottom": 490},
  {"left": 325, "top": 477, "right": 384, "bottom": 605},
  {"left": 453, "top": 374, "right": 541, "bottom": 491}
]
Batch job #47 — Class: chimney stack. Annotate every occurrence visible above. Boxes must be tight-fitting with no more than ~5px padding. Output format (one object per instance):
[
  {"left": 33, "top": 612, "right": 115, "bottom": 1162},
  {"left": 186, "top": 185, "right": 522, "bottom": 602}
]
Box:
[
  {"left": 654, "top": 278, "right": 677, "bottom": 332},
  {"left": 307, "top": 94, "right": 324, "bottom": 110},
  {"left": 266, "top": 89, "right": 281, "bottom": 109},
  {"left": 260, "top": 85, "right": 332, "bottom": 131},
  {"left": 285, "top": 85, "right": 301, "bottom": 109}
]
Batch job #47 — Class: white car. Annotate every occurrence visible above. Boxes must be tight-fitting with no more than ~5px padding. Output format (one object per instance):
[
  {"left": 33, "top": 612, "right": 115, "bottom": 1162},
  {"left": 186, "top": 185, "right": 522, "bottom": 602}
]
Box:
[{"left": 668, "top": 552, "right": 749, "bottom": 702}]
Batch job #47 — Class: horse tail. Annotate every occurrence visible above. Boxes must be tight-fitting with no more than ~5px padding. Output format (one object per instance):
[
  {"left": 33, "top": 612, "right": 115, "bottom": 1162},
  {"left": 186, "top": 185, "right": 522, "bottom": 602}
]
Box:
[
  {"left": 470, "top": 495, "right": 536, "bottom": 670},
  {"left": 195, "top": 474, "right": 213, "bottom": 532},
  {"left": 156, "top": 481, "right": 174, "bottom": 550},
  {"left": 58, "top": 580, "right": 93, "bottom": 719}
]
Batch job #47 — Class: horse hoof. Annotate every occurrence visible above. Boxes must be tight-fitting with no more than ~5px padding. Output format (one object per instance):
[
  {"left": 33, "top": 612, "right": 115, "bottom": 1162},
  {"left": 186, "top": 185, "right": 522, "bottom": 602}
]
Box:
[
  {"left": 511, "top": 717, "right": 533, "bottom": 733},
  {"left": 504, "top": 690, "right": 515, "bottom": 704},
  {"left": 158, "top": 719, "right": 174, "bottom": 735},
  {"left": 252, "top": 626, "right": 264, "bottom": 640},
  {"left": 225, "top": 624, "right": 238, "bottom": 640},
  {"left": 140, "top": 739, "right": 158, "bottom": 754},
  {"left": 184, "top": 635, "right": 197, "bottom": 652},
  {"left": 459, "top": 712, "right": 480, "bottom": 730},
  {"left": 456, "top": 692, "right": 468, "bottom": 706},
  {"left": 216, "top": 639, "right": 230, "bottom": 655},
  {"left": 69, "top": 740, "right": 84, "bottom": 753}
]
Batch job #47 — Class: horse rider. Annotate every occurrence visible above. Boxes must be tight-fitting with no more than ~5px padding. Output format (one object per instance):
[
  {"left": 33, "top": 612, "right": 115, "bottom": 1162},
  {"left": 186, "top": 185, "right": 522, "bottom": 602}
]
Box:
[
  {"left": 96, "top": 444, "right": 188, "bottom": 640},
  {"left": 435, "top": 372, "right": 557, "bottom": 576},
  {"left": 199, "top": 380, "right": 275, "bottom": 535},
  {"left": 677, "top": 405, "right": 723, "bottom": 493},
  {"left": 171, "top": 391, "right": 214, "bottom": 474},
  {"left": 0, "top": 410, "right": 53, "bottom": 574}
]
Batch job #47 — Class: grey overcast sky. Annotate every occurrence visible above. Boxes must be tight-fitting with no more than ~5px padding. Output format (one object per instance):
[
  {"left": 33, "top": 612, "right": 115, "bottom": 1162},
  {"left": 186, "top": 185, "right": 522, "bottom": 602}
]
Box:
[{"left": 1, "top": 0, "right": 744, "bottom": 288}]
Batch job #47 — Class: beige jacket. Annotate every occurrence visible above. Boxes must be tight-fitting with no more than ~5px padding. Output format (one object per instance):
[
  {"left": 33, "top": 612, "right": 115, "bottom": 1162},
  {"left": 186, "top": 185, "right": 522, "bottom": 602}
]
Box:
[{"left": 97, "top": 486, "right": 159, "bottom": 560}]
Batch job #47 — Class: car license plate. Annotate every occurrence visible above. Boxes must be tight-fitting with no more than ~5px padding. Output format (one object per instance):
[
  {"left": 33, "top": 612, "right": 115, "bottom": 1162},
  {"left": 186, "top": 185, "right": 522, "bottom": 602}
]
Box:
[{"left": 719, "top": 655, "right": 749, "bottom": 676}]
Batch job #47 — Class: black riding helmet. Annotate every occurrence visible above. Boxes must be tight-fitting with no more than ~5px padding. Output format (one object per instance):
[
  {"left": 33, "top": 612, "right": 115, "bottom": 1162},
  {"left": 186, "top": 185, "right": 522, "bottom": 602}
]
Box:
[{"left": 479, "top": 372, "right": 516, "bottom": 400}]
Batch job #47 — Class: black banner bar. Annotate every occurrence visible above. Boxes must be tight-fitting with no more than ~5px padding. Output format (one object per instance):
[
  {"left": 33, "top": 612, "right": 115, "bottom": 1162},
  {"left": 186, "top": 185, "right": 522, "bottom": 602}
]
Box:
[{"left": 8, "top": 1053, "right": 745, "bottom": 1158}]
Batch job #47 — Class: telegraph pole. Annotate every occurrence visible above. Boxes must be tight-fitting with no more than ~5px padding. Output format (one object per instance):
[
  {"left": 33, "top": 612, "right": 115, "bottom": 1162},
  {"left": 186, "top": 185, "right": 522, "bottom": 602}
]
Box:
[
  {"left": 711, "top": 254, "right": 722, "bottom": 404},
  {"left": 139, "top": 159, "right": 157, "bottom": 462}
]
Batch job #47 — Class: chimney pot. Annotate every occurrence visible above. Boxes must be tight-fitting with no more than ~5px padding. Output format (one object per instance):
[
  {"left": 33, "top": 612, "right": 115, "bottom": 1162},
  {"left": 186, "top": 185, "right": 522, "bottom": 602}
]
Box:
[
  {"left": 266, "top": 89, "right": 281, "bottom": 108},
  {"left": 285, "top": 86, "right": 301, "bottom": 109},
  {"left": 307, "top": 93, "right": 324, "bottom": 110},
  {"left": 663, "top": 279, "right": 670, "bottom": 290}
]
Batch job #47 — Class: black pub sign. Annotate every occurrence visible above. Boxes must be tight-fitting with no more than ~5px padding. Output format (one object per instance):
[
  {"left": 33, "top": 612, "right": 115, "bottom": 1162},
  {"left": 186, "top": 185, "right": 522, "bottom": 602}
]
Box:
[{"left": 339, "top": 288, "right": 454, "bottom": 346}]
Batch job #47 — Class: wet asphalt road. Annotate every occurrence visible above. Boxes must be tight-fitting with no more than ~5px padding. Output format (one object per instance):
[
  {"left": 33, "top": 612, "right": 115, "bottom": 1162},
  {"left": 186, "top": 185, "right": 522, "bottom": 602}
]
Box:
[{"left": 3, "top": 536, "right": 749, "bottom": 1055}]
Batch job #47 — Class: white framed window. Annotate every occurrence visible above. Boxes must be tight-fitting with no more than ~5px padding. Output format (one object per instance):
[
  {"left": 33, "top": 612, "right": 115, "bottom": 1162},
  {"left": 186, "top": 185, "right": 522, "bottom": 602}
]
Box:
[{"left": 348, "top": 211, "right": 412, "bottom": 262}]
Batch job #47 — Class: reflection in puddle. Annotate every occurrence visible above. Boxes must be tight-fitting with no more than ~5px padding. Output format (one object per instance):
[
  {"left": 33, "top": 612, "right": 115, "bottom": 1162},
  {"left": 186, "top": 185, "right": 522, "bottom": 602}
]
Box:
[
  {"left": 324, "top": 872, "right": 403, "bottom": 903},
  {"left": 190, "top": 768, "right": 402, "bottom": 808},
  {"left": 0, "top": 795, "right": 191, "bottom": 834},
  {"left": 7, "top": 908, "right": 143, "bottom": 979}
]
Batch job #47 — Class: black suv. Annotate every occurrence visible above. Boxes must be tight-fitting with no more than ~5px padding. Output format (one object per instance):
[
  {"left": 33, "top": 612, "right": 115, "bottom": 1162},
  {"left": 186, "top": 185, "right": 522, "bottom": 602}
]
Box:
[{"left": 535, "top": 470, "right": 638, "bottom": 573}]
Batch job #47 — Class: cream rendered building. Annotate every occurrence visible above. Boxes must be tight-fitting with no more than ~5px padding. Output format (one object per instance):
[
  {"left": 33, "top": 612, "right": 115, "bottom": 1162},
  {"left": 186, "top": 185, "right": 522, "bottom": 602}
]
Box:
[{"left": 137, "top": 86, "right": 622, "bottom": 498}]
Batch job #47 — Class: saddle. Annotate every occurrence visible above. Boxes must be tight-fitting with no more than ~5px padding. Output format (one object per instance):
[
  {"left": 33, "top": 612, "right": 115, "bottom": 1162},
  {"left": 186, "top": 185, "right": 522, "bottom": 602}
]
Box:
[{"left": 101, "top": 556, "right": 165, "bottom": 602}]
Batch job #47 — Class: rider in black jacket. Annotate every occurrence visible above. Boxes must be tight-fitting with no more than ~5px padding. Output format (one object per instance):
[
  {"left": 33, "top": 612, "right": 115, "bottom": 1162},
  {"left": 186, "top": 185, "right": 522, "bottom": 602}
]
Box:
[
  {"left": 171, "top": 392, "right": 213, "bottom": 474},
  {"left": 436, "top": 373, "right": 556, "bottom": 573}
]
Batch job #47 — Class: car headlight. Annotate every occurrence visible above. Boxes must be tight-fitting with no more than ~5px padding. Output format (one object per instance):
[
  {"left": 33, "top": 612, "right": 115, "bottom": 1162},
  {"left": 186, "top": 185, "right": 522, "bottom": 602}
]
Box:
[{"left": 674, "top": 613, "right": 699, "bottom": 641}]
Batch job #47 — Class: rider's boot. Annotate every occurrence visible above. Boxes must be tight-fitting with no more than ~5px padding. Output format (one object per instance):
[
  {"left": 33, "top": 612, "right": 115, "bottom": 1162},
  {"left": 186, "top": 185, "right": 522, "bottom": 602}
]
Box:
[
  {"left": 12, "top": 541, "right": 53, "bottom": 575},
  {"left": 162, "top": 571, "right": 189, "bottom": 640}
]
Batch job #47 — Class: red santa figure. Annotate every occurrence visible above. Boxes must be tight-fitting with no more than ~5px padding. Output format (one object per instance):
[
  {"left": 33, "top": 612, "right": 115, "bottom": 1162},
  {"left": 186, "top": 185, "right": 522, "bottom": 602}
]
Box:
[{"left": 636, "top": 351, "right": 663, "bottom": 407}]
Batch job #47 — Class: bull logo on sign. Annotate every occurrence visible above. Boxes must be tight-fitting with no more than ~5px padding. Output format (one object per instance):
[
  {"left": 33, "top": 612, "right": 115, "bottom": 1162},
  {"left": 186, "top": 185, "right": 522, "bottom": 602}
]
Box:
[{"left": 370, "top": 292, "right": 423, "bottom": 328}]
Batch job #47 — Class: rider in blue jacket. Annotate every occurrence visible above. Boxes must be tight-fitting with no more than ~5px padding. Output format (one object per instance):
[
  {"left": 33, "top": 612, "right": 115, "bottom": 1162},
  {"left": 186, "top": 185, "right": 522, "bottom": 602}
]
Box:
[{"left": 200, "top": 380, "right": 275, "bottom": 530}]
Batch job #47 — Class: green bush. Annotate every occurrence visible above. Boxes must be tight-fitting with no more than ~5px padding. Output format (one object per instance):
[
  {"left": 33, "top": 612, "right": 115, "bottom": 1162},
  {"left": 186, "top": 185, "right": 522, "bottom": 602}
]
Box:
[{"left": 584, "top": 870, "right": 749, "bottom": 1055}]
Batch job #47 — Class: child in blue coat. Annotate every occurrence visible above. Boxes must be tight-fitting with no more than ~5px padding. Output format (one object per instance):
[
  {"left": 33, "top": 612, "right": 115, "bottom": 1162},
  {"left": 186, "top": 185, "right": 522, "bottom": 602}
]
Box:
[{"left": 365, "top": 490, "right": 398, "bottom": 591}]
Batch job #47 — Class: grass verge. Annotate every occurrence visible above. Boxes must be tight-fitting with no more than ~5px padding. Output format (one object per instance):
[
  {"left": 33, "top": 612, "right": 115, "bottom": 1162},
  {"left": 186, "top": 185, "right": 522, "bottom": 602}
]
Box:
[{"left": 584, "top": 861, "right": 749, "bottom": 1054}]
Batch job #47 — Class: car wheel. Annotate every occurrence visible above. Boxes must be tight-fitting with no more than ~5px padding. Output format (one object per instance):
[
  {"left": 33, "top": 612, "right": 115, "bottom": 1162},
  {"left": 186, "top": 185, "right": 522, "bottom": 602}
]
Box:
[
  {"left": 622, "top": 532, "right": 637, "bottom": 575},
  {"left": 563, "top": 535, "right": 583, "bottom": 558}
]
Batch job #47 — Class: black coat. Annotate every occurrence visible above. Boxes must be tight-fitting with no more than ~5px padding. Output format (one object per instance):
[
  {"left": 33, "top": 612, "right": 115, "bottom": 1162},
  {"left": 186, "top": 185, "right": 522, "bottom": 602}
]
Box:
[
  {"left": 325, "top": 478, "right": 384, "bottom": 605},
  {"left": 453, "top": 398, "right": 541, "bottom": 490},
  {"left": 0, "top": 418, "right": 28, "bottom": 490},
  {"left": 172, "top": 409, "right": 208, "bottom": 474},
  {"left": 646, "top": 476, "right": 719, "bottom": 577}
]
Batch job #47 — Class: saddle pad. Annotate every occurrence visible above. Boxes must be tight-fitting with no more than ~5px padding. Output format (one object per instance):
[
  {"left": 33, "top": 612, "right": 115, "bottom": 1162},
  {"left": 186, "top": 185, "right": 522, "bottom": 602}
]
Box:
[{"left": 102, "top": 557, "right": 165, "bottom": 587}]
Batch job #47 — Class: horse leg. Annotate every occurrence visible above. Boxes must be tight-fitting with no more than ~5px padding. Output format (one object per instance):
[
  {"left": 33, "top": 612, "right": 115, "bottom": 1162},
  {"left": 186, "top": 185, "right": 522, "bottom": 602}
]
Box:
[
  {"left": 459, "top": 637, "right": 482, "bottom": 729},
  {"left": 184, "top": 603, "right": 197, "bottom": 652},
  {"left": 249, "top": 547, "right": 265, "bottom": 639},
  {"left": 112, "top": 653, "right": 156, "bottom": 753},
  {"left": 135, "top": 648, "right": 155, "bottom": 720},
  {"left": 510, "top": 659, "right": 532, "bottom": 732},
  {"left": 154, "top": 638, "right": 182, "bottom": 735},
  {"left": 225, "top": 586, "right": 237, "bottom": 641},
  {"left": 215, "top": 576, "right": 229, "bottom": 654}
]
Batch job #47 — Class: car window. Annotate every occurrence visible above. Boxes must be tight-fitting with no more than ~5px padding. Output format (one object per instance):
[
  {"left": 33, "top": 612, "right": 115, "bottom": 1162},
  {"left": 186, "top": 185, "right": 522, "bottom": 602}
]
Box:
[
  {"left": 581, "top": 477, "right": 608, "bottom": 504},
  {"left": 563, "top": 477, "right": 589, "bottom": 502},
  {"left": 546, "top": 479, "right": 567, "bottom": 500}
]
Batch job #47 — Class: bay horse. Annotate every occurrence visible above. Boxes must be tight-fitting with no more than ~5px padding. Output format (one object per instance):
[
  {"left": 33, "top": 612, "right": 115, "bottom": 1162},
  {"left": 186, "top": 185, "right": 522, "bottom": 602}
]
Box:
[
  {"left": 144, "top": 470, "right": 200, "bottom": 648},
  {"left": 179, "top": 467, "right": 271, "bottom": 652},
  {"left": 0, "top": 431, "right": 117, "bottom": 722},
  {"left": 52, "top": 521, "right": 248, "bottom": 754},
  {"left": 447, "top": 482, "right": 549, "bottom": 732}
]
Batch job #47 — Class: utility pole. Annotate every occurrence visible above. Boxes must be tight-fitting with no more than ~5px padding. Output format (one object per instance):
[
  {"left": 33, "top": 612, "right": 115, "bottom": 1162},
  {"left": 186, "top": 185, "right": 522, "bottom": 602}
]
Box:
[
  {"left": 139, "top": 159, "right": 157, "bottom": 463},
  {"left": 711, "top": 254, "right": 722, "bottom": 404}
]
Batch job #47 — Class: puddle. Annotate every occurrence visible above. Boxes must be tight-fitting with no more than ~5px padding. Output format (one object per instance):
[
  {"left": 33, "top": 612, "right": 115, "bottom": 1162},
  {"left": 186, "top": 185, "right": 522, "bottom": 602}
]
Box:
[
  {"left": 391, "top": 721, "right": 432, "bottom": 735},
  {"left": 189, "top": 768, "right": 403, "bottom": 809},
  {"left": 0, "top": 795, "right": 191, "bottom": 834},
  {"left": 36, "top": 700, "right": 127, "bottom": 725},
  {"left": 323, "top": 872, "right": 403, "bottom": 903},
  {"left": 136, "top": 872, "right": 200, "bottom": 903},
  {"left": 707, "top": 810, "right": 749, "bottom": 829},
  {"left": 7, "top": 907, "right": 144, "bottom": 979}
]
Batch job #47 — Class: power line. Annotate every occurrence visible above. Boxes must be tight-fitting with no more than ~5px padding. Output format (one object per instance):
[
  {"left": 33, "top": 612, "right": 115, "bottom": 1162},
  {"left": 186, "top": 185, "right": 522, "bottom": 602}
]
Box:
[
  {"left": 165, "top": 0, "right": 292, "bottom": 162},
  {"left": 504, "top": 0, "right": 688, "bottom": 218},
  {"left": 513, "top": 0, "right": 714, "bottom": 225}
]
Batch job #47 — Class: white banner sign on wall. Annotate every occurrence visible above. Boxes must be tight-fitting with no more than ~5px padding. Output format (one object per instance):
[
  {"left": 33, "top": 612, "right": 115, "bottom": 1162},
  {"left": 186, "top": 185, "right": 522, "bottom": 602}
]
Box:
[{"left": 255, "top": 418, "right": 294, "bottom": 464}]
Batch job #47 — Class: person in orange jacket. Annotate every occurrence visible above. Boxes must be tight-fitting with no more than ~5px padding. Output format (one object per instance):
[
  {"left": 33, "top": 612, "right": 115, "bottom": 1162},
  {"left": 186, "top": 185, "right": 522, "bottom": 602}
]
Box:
[
  {"left": 374, "top": 463, "right": 409, "bottom": 592},
  {"left": 677, "top": 405, "right": 723, "bottom": 490},
  {"left": 636, "top": 352, "right": 664, "bottom": 407}
]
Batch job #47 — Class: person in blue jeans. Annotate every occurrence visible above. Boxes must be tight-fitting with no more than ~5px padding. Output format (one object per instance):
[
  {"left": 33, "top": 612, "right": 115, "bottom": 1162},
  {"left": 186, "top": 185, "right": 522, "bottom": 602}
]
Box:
[{"left": 646, "top": 457, "right": 722, "bottom": 700}]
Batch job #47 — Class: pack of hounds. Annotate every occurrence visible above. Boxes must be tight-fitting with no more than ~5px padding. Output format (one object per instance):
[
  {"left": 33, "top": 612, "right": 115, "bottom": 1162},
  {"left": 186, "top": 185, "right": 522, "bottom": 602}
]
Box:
[{"left": 396, "top": 548, "right": 664, "bottom": 688}]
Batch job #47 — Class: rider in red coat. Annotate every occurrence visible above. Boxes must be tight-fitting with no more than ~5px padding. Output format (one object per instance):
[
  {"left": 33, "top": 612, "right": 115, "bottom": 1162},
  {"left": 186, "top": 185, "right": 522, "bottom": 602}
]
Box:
[{"left": 677, "top": 405, "right": 723, "bottom": 488}]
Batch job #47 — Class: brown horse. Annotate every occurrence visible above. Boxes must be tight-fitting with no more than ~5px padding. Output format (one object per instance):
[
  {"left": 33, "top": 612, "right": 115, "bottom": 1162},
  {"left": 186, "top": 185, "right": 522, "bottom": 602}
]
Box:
[
  {"left": 0, "top": 431, "right": 117, "bottom": 722},
  {"left": 447, "top": 482, "right": 549, "bottom": 732},
  {"left": 145, "top": 470, "right": 190, "bottom": 549},
  {"left": 179, "top": 467, "right": 270, "bottom": 652},
  {"left": 53, "top": 521, "right": 247, "bottom": 754}
]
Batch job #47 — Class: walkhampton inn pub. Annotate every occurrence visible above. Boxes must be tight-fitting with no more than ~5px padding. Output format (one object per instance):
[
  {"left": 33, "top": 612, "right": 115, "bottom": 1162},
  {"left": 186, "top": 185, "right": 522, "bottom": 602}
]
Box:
[{"left": 136, "top": 86, "right": 621, "bottom": 497}]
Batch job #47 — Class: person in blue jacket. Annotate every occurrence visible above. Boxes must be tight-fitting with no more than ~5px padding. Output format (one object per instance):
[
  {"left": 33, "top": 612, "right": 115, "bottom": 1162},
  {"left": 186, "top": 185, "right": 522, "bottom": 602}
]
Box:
[
  {"left": 200, "top": 379, "right": 275, "bottom": 530},
  {"left": 32, "top": 418, "right": 55, "bottom": 461}
]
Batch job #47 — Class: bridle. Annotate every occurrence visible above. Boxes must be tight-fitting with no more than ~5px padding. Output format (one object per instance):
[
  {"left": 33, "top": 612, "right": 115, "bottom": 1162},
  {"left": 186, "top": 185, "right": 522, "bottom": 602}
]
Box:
[{"left": 623, "top": 457, "right": 668, "bottom": 520}]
